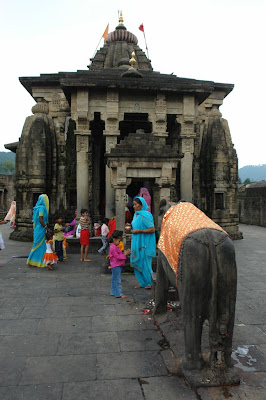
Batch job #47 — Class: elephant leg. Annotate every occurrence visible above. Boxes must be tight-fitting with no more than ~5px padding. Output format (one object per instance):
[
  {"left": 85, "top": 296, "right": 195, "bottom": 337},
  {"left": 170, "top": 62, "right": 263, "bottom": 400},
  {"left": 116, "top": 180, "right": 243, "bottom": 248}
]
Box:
[
  {"left": 214, "top": 236, "right": 237, "bottom": 368},
  {"left": 154, "top": 252, "right": 170, "bottom": 315},
  {"left": 179, "top": 236, "right": 210, "bottom": 370}
]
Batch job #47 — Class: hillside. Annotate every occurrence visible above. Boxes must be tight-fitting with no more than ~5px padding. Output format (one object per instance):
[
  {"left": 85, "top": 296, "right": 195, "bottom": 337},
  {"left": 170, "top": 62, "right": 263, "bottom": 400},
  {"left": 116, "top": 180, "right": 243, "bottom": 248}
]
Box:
[
  {"left": 0, "top": 151, "right": 15, "bottom": 163},
  {"left": 0, "top": 151, "right": 16, "bottom": 175},
  {"left": 239, "top": 165, "right": 266, "bottom": 182}
]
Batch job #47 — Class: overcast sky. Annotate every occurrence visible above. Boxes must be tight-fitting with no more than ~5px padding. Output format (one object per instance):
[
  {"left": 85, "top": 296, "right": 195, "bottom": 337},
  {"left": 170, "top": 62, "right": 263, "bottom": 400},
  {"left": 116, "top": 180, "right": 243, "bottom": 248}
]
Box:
[{"left": 0, "top": 0, "right": 265, "bottom": 168}]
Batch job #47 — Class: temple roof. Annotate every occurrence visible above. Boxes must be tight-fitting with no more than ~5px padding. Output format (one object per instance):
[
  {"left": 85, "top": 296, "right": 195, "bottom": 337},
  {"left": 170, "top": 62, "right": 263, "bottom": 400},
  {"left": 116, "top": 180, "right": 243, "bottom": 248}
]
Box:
[
  {"left": 19, "top": 14, "right": 234, "bottom": 105},
  {"left": 19, "top": 69, "right": 233, "bottom": 106},
  {"left": 88, "top": 18, "right": 152, "bottom": 70}
]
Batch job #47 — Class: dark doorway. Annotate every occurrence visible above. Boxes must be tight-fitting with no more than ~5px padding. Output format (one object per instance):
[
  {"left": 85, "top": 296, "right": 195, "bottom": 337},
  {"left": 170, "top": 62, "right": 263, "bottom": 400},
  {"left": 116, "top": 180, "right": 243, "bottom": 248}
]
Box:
[
  {"left": 90, "top": 113, "right": 105, "bottom": 222},
  {"left": 119, "top": 113, "right": 152, "bottom": 142}
]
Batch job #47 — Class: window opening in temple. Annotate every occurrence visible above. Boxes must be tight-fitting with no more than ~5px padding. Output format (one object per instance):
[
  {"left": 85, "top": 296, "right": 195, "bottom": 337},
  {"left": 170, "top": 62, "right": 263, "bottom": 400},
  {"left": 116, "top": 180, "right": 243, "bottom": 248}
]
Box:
[
  {"left": 90, "top": 113, "right": 106, "bottom": 222},
  {"left": 166, "top": 114, "right": 180, "bottom": 150},
  {"left": 215, "top": 193, "right": 224, "bottom": 210},
  {"left": 119, "top": 113, "right": 152, "bottom": 143}
]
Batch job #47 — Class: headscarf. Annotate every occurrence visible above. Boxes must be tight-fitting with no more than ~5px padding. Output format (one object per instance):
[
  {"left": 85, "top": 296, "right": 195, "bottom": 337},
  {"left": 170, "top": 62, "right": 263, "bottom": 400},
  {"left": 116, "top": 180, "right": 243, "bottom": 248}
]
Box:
[
  {"left": 33, "top": 194, "right": 49, "bottom": 227},
  {"left": 4, "top": 201, "right": 16, "bottom": 221},
  {"left": 133, "top": 196, "right": 153, "bottom": 221},
  {"left": 139, "top": 188, "right": 151, "bottom": 212}
]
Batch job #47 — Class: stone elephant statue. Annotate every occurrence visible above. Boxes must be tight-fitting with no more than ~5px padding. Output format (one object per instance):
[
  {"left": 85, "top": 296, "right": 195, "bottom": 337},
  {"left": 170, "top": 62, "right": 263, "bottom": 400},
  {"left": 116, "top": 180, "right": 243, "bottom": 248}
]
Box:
[{"left": 154, "top": 201, "right": 239, "bottom": 387}]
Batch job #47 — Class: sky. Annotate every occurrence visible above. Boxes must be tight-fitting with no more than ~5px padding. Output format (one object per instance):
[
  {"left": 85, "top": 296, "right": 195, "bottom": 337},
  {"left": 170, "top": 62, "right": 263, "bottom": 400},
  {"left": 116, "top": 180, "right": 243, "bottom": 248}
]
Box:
[{"left": 0, "top": 0, "right": 265, "bottom": 168}]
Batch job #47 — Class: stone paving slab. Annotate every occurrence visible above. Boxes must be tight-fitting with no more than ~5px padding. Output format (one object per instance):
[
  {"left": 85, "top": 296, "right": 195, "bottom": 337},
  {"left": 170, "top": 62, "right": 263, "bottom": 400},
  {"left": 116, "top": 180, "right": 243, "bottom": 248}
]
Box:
[
  {"left": 0, "top": 384, "right": 63, "bottom": 400},
  {"left": 233, "top": 324, "right": 266, "bottom": 345},
  {"left": 118, "top": 330, "right": 162, "bottom": 352},
  {"left": 0, "top": 334, "right": 60, "bottom": 357},
  {"left": 36, "top": 317, "right": 92, "bottom": 334},
  {"left": 141, "top": 376, "right": 198, "bottom": 400},
  {"left": 97, "top": 351, "right": 167, "bottom": 379},
  {"left": 0, "top": 357, "right": 26, "bottom": 386},
  {"left": 0, "top": 224, "right": 266, "bottom": 399},
  {"left": 57, "top": 332, "right": 120, "bottom": 355},
  {"left": 19, "top": 305, "right": 70, "bottom": 319},
  {"left": 62, "top": 379, "right": 144, "bottom": 400},
  {"left": 68, "top": 303, "right": 116, "bottom": 317},
  {"left": 0, "top": 319, "right": 39, "bottom": 335},
  {"left": 20, "top": 354, "right": 97, "bottom": 385}
]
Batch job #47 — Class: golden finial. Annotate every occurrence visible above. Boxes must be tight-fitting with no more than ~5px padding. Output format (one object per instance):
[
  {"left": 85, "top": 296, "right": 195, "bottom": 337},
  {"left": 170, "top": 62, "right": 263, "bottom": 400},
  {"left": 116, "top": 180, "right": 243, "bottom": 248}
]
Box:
[
  {"left": 129, "top": 51, "right": 136, "bottom": 68},
  {"left": 119, "top": 11, "right": 124, "bottom": 25}
]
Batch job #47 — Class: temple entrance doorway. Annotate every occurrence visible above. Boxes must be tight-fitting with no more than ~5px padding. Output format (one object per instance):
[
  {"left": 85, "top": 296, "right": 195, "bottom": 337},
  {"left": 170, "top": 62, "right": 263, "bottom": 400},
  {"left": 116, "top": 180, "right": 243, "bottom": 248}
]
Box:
[
  {"left": 126, "top": 179, "right": 156, "bottom": 218},
  {"left": 90, "top": 113, "right": 105, "bottom": 222}
]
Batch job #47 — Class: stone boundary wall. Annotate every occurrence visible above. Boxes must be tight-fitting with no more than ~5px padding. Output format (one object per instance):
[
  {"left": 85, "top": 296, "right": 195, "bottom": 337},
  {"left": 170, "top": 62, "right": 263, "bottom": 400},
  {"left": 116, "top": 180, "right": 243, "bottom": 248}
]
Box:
[{"left": 238, "top": 182, "right": 266, "bottom": 227}]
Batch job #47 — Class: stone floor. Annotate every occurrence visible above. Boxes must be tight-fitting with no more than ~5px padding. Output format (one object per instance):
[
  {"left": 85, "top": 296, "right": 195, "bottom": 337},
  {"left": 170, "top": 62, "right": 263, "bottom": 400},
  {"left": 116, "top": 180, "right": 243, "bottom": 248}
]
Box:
[{"left": 0, "top": 223, "right": 265, "bottom": 399}]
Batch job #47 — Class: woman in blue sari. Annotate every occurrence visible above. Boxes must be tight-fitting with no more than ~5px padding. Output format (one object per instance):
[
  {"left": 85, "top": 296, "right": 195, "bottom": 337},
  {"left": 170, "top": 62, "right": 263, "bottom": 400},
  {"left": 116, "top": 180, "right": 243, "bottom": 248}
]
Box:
[
  {"left": 130, "top": 197, "right": 156, "bottom": 288},
  {"left": 27, "top": 194, "right": 49, "bottom": 268}
]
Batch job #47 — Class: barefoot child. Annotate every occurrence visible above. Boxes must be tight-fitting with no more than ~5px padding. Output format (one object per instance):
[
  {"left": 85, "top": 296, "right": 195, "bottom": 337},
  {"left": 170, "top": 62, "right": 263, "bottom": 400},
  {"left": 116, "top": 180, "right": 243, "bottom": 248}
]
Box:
[
  {"left": 80, "top": 209, "right": 91, "bottom": 262},
  {"left": 42, "top": 230, "right": 57, "bottom": 270},
  {"left": 54, "top": 216, "right": 69, "bottom": 262},
  {"left": 109, "top": 231, "right": 130, "bottom": 298}
]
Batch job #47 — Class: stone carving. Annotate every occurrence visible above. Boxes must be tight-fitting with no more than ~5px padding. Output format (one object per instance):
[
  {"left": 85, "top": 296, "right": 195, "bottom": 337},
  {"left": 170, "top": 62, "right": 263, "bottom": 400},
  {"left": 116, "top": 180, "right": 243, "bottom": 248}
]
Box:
[
  {"left": 154, "top": 202, "right": 239, "bottom": 388},
  {"left": 76, "top": 135, "right": 88, "bottom": 152},
  {"left": 32, "top": 101, "right": 49, "bottom": 115}
]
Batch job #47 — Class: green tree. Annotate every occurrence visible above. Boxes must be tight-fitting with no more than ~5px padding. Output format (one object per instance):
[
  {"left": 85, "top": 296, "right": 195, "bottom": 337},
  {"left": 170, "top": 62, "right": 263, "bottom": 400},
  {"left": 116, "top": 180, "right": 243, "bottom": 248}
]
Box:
[
  {"left": 243, "top": 178, "right": 251, "bottom": 184},
  {"left": 1, "top": 160, "right": 15, "bottom": 174}
]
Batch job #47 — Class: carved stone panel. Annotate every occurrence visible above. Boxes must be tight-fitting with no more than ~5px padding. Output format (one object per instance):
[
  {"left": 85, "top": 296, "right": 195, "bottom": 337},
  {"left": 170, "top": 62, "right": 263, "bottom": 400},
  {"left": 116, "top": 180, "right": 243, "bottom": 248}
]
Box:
[{"left": 76, "top": 135, "right": 89, "bottom": 152}]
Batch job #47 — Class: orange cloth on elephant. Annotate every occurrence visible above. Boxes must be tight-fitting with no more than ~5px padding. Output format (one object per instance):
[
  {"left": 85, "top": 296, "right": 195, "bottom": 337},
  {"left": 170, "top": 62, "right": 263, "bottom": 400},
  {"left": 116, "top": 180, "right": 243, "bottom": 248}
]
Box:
[{"left": 158, "top": 202, "right": 227, "bottom": 276}]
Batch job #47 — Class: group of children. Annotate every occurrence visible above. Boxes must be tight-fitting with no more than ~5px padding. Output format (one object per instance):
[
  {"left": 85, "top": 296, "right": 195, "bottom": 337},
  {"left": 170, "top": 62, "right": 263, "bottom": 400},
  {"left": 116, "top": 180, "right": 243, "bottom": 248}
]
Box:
[{"left": 43, "top": 208, "right": 91, "bottom": 270}]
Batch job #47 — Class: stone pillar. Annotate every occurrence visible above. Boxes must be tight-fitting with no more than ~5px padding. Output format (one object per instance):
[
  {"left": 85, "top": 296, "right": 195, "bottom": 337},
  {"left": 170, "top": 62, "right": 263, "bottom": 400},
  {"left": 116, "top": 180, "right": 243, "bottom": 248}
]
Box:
[
  {"left": 180, "top": 139, "right": 194, "bottom": 201},
  {"left": 105, "top": 136, "right": 118, "bottom": 218},
  {"left": 104, "top": 89, "right": 120, "bottom": 218},
  {"left": 76, "top": 134, "right": 89, "bottom": 215},
  {"left": 115, "top": 186, "right": 127, "bottom": 232},
  {"left": 180, "top": 95, "right": 196, "bottom": 202}
]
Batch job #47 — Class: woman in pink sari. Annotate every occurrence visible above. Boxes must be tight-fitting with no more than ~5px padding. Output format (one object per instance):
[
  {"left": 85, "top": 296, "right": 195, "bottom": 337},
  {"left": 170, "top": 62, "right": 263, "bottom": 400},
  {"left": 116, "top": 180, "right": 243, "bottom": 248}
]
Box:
[{"left": 139, "top": 188, "right": 151, "bottom": 213}]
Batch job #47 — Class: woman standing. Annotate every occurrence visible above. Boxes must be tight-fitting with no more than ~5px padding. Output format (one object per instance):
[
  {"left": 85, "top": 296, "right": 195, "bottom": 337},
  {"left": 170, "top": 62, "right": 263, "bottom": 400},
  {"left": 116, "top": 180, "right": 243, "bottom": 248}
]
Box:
[
  {"left": 27, "top": 194, "right": 49, "bottom": 268},
  {"left": 130, "top": 197, "right": 156, "bottom": 289}
]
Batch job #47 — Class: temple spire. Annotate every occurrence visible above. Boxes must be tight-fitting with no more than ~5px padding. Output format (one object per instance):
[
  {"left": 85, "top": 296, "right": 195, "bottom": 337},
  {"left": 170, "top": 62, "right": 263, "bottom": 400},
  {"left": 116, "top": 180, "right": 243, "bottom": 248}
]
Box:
[{"left": 119, "top": 11, "right": 124, "bottom": 25}]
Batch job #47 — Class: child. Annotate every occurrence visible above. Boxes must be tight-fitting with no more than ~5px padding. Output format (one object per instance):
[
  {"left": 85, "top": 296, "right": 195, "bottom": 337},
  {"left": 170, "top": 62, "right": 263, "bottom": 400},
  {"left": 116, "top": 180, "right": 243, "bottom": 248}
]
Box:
[
  {"left": 54, "top": 216, "right": 68, "bottom": 262},
  {"left": 109, "top": 231, "right": 130, "bottom": 298},
  {"left": 80, "top": 209, "right": 91, "bottom": 262},
  {"left": 42, "top": 231, "right": 58, "bottom": 270},
  {"left": 0, "top": 219, "right": 8, "bottom": 258},
  {"left": 98, "top": 217, "right": 109, "bottom": 254}
]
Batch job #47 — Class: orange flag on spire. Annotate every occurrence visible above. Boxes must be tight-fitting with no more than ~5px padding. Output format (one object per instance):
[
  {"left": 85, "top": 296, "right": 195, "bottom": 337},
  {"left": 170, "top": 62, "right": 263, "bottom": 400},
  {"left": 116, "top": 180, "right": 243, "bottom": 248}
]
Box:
[
  {"left": 102, "top": 24, "right": 109, "bottom": 42},
  {"left": 139, "top": 23, "right": 144, "bottom": 32}
]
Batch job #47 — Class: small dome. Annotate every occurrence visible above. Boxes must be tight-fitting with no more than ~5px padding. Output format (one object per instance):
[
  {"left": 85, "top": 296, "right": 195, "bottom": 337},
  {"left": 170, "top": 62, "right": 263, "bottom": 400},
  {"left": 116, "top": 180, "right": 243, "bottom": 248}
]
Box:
[{"left": 106, "top": 25, "right": 138, "bottom": 45}]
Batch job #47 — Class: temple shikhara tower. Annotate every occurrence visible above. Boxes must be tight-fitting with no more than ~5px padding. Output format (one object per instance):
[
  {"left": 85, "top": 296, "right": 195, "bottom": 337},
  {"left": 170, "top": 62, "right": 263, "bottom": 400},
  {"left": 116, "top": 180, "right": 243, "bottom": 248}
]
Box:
[{"left": 6, "top": 14, "right": 242, "bottom": 239}]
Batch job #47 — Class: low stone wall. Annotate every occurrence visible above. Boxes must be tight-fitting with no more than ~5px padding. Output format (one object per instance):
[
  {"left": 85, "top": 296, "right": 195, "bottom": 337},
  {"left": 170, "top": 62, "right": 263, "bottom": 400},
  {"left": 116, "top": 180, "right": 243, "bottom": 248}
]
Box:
[{"left": 238, "top": 182, "right": 266, "bottom": 227}]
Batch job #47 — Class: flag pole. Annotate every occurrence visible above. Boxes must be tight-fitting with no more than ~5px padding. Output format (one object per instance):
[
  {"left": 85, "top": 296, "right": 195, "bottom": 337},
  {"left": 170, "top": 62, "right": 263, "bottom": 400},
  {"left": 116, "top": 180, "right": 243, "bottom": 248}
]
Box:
[
  {"left": 139, "top": 24, "right": 149, "bottom": 60},
  {"left": 143, "top": 30, "right": 149, "bottom": 59},
  {"left": 92, "top": 36, "right": 103, "bottom": 59}
]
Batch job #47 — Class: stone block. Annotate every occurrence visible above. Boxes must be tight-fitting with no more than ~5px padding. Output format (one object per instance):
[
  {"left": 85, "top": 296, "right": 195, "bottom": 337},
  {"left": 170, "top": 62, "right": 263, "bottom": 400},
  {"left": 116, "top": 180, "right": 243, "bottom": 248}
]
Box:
[
  {"left": 0, "top": 319, "right": 39, "bottom": 335},
  {"left": 0, "top": 384, "right": 63, "bottom": 400},
  {"left": 92, "top": 314, "right": 148, "bottom": 332},
  {"left": 0, "top": 334, "right": 60, "bottom": 357},
  {"left": 36, "top": 317, "right": 92, "bottom": 334},
  {"left": 58, "top": 332, "right": 119, "bottom": 355},
  {"left": 140, "top": 376, "right": 197, "bottom": 400},
  {"left": 117, "top": 330, "right": 162, "bottom": 352},
  {"left": 62, "top": 379, "right": 143, "bottom": 400},
  {"left": 97, "top": 351, "right": 167, "bottom": 379},
  {"left": 0, "top": 356, "right": 26, "bottom": 386},
  {"left": 20, "top": 354, "right": 97, "bottom": 384}
]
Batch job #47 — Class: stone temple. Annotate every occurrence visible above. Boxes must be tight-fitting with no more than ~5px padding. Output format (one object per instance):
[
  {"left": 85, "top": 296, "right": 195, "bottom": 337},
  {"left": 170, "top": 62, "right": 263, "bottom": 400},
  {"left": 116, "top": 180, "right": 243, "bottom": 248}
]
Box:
[{"left": 5, "top": 15, "right": 242, "bottom": 239}]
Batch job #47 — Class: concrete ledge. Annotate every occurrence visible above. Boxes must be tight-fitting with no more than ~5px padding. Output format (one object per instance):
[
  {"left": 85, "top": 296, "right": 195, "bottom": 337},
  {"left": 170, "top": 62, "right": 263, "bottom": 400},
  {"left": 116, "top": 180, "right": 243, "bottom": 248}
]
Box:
[{"left": 66, "top": 236, "right": 102, "bottom": 254}]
